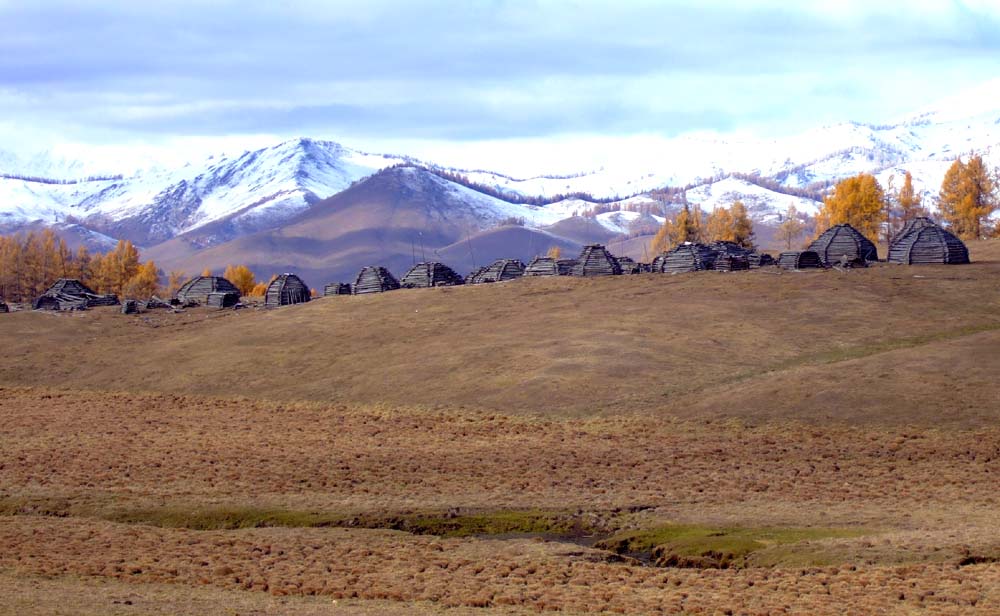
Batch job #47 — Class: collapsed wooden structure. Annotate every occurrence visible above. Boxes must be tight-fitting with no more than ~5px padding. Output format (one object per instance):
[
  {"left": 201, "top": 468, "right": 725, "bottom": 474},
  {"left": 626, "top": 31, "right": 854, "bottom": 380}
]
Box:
[
  {"left": 571, "top": 244, "right": 622, "bottom": 276},
  {"left": 808, "top": 224, "right": 878, "bottom": 266},
  {"left": 713, "top": 254, "right": 750, "bottom": 272},
  {"left": 748, "top": 252, "right": 776, "bottom": 268},
  {"left": 265, "top": 273, "right": 311, "bottom": 306},
  {"left": 207, "top": 291, "right": 241, "bottom": 308},
  {"left": 121, "top": 299, "right": 141, "bottom": 314},
  {"left": 324, "top": 282, "right": 352, "bottom": 296},
  {"left": 777, "top": 250, "right": 823, "bottom": 270},
  {"left": 615, "top": 256, "right": 641, "bottom": 274},
  {"left": 144, "top": 296, "right": 171, "bottom": 309},
  {"left": 33, "top": 279, "right": 119, "bottom": 311},
  {"left": 468, "top": 259, "right": 525, "bottom": 284},
  {"left": 888, "top": 223, "right": 970, "bottom": 265},
  {"left": 400, "top": 262, "right": 465, "bottom": 288},
  {"left": 652, "top": 243, "right": 718, "bottom": 273},
  {"left": 175, "top": 276, "right": 241, "bottom": 306},
  {"left": 352, "top": 266, "right": 400, "bottom": 295}
]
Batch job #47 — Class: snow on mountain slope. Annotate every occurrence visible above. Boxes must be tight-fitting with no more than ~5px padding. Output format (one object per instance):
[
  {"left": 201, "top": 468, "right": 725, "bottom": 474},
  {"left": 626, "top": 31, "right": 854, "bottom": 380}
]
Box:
[
  {"left": 595, "top": 210, "right": 666, "bottom": 234},
  {"left": 0, "top": 138, "right": 410, "bottom": 245},
  {"left": 684, "top": 177, "right": 822, "bottom": 223}
]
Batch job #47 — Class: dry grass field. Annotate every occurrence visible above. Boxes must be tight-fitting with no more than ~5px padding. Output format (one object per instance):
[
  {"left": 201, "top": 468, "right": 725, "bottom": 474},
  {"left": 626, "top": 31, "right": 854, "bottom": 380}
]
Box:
[{"left": 2, "top": 240, "right": 1000, "bottom": 613}]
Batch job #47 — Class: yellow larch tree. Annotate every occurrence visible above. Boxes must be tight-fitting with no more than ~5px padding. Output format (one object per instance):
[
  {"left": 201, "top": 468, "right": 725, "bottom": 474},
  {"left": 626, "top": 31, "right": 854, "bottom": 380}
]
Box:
[
  {"left": 814, "top": 173, "right": 885, "bottom": 244},
  {"left": 938, "top": 154, "right": 998, "bottom": 239},
  {"left": 223, "top": 264, "right": 256, "bottom": 296}
]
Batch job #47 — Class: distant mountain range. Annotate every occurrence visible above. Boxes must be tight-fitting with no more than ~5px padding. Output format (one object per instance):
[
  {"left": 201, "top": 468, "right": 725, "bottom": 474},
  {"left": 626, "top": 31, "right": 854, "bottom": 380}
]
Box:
[{"left": 1, "top": 80, "right": 998, "bottom": 283}]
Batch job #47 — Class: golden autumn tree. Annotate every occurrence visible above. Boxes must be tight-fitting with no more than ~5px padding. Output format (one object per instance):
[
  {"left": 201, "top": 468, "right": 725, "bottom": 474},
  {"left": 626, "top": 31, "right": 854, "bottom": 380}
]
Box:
[
  {"left": 938, "top": 154, "right": 998, "bottom": 239},
  {"left": 706, "top": 200, "right": 755, "bottom": 248},
  {"left": 730, "top": 200, "right": 754, "bottom": 248},
  {"left": 201, "top": 267, "right": 212, "bottom": 276},
  {"left": 705, "top": 206, "right": 735, "bottom": 243},
  {"left": 223, "top": 264, "right": 256, "bottom": 296},
  {"left": 814, "top": 173, "right": 885, "bottom": 243},
  {"left": 248, "top": 282, "right": 269, "bottom": 297},
  {"left": 166, "top": 270, "right": 187, "bottom": 296},
  {"left": 776, "top": 204, "right": 806, "bottom": 249},
  {"left": 122, "top": 261, "right": 161, "bottom": 298},
  {"left": 650, "top": 204, "right": 702, "bottom": 254},
  {"left": 898, "top": 171, "right": 925, "bottom": 223},
  {"left": 546, "top": 246, "right": 562, "bottom": 259}
]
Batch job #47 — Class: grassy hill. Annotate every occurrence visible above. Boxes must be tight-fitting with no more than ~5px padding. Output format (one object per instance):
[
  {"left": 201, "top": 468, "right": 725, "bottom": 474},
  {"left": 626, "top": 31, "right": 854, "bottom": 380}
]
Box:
[{"left": 4, "top": 241, "right": 1000, "bottom": 426}]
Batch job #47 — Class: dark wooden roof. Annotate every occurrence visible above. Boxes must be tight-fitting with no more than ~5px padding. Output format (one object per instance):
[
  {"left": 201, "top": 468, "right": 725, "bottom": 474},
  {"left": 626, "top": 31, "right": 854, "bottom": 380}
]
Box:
[
  {"left": 652, "top": 243, "right": 717, "bottom": 273},
  {"left": 175, "top": 276, "right": 240, "bottom": 305},
  {"left": 353, "top": 266, "right": 400, "bottom": 295},
  {"left": 468, "top": 259, "right": 525, "bottom": 284},
  {"left": 777, "top": 250, "right": 823, "bottom": 269},
  {"left": 807, "top": 224, "right": 878, "bottom": 266},
  {"left": 571, "top": 244, "right": 622, "bottom": 276},
  {"left": 265, "top": 273, "right": 311, "bottom": 306},
  {"left": 324, "top": 282, "right": 352, "bottom": 296},
  {"left": 888, "top": 224, "right": 969, "bottom": 265},
  {"left": 400, "top": 262, "right": 464, "bottom": 288}
]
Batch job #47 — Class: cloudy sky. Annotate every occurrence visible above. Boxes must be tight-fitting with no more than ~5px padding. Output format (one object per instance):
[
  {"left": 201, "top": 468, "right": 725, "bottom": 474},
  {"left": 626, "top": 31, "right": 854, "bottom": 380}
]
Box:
[{"left": 1, "top": 0, "right": 999, "bottom": 174}]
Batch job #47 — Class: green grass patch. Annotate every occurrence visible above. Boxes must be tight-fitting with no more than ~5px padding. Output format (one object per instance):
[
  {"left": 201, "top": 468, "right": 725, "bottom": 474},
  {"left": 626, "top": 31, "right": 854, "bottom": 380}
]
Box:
[
  {"left": 104, "top": 506, "right": 346, "bottom": 530},
  {"left": 596, "top": 524, "right": 867, "bottom": 569},
  {"left": 2, "top": 499, "right": 597, "bottom": 538}
]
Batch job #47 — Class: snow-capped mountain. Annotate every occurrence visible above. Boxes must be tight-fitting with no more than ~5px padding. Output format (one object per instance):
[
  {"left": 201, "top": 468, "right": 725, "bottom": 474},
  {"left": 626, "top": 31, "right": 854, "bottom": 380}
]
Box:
[
  {"left": 0, "top": 138, "right": 413, "bottom": 245},
  {"left": 2, "top": 79, "right": 999, "bottom": 253}
]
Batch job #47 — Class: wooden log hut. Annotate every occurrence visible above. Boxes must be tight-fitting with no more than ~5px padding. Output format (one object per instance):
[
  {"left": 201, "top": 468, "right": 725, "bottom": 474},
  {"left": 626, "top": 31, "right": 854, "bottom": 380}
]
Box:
[
  {"left": 400, "top": 262, "right": 465, "bottom": 288},
  {"left": 888, "top": 224, "right": 970, "bottom": 265},
  {"left": 324, "top": 283, "right": 352, "bottom": 296},
  {"left": 652, "top": 243, "right": 717, "bottom": 273},
  {"left": 352, "top": 266, "right": 400, "bottom": 295},
  {"left": 777, "top": 250, "right": 823, "bottom": 269},
  {"left": 33, "top": 278, "right": 119, "bottom": 310},
  {"left": 174, "top": 275, "right": 241, "bottom": 306},
  {"left": 571, "top": 244, "right": 622, "bottom": 276},
  {"left": 807, "top": 224, "right": 878, "bottom": 266},
  {"left": 265, "top": 273, "right": 311, "bottom": 306},
  {"left": 468, "top": 259, "right": 525, "bottom": 284}
]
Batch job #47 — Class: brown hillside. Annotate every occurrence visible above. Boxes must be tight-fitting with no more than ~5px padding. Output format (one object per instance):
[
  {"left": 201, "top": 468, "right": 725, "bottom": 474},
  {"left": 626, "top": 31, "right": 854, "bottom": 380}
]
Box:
[
  {"left": 144, "top": 167, "right": 602, "bottom": 285},
  {"left": 5, "top": 240, "right": 1000, "bottom": 426}
]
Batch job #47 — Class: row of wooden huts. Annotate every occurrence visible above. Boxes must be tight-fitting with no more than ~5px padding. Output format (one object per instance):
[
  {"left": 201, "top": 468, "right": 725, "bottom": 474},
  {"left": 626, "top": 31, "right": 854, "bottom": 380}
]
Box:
[{"left": 15, "top": 218, "right": 970, "bottom": 312}]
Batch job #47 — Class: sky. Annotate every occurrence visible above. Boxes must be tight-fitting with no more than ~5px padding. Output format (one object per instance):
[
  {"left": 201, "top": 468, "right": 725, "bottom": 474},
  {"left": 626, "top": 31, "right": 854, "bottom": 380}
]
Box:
[{"left": 1, "top": 0, "right": 999, "bottom": 175}]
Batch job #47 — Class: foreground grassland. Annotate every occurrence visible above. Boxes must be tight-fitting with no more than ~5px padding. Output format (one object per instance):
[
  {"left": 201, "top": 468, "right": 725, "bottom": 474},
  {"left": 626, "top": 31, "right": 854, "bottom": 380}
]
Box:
[{"left": 2, "top": 240, "right": 1000, "bottom": 613}]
